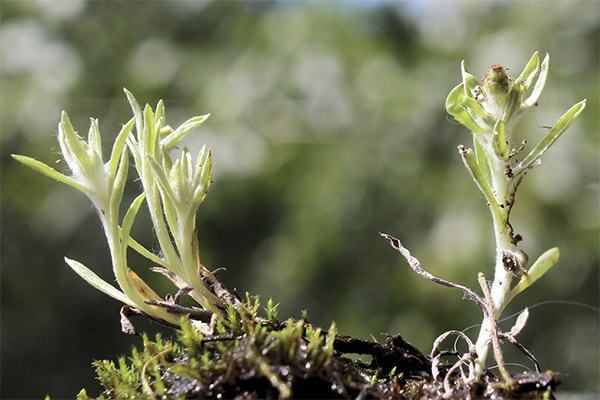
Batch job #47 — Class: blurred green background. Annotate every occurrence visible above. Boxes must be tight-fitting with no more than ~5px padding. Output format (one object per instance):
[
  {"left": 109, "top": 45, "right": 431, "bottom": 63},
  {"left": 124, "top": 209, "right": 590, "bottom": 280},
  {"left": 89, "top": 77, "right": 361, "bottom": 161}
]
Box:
[{"left": 1, "top": 0, "right": 598, "bottom": 398}]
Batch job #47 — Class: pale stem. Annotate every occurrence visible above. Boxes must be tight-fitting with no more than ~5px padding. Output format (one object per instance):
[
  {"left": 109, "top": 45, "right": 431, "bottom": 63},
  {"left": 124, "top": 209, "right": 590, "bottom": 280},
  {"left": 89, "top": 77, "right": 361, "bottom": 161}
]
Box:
[{"left": 474, "top": 133, "right": 515, "bottom": 376}]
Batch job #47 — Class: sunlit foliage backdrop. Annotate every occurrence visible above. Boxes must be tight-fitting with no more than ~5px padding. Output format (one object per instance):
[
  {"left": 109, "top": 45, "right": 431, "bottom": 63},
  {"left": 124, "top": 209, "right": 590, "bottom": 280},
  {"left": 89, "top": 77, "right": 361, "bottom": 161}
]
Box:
[{"left": 1, "top": 1, "right": 598, "bottom": 398}]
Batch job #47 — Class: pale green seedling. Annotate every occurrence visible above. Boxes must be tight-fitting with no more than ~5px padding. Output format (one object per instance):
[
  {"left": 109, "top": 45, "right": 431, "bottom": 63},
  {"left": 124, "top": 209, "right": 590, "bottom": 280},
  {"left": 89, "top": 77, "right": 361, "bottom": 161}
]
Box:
[
  {"left": 445, "top": 51, "right": 585, "bottom": 376},
  {"left": 12, "top": 89, "right": 220, "bottom": 326}
]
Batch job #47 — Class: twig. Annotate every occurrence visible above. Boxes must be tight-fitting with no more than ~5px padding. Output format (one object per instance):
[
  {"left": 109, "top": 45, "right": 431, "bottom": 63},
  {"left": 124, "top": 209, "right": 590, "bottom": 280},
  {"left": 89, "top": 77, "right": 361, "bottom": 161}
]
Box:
[
  {"left": 477, "top": 272, "right": 515, "bottom": 386},
  {"left": 500, "top": 334, "right": 541, "bottom": 373},
  {"left": 144, "top": 300, "right": 213, "bottom": 322},
  {"left": 120, "top": 305, "right": 180, "bottom": 335},
  {"left": 141, "top": 348, "right": 172, "bottom": 399},
  {"left": 380, "top": 232, "right": 488, "bottom": 315}
]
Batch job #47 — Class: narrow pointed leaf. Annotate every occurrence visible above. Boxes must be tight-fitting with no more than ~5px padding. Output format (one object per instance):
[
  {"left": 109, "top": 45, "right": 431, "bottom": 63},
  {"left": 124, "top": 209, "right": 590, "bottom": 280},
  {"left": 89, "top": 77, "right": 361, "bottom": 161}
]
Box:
[
  {"left": 155, "top": 99, "right": 165, "bottom": 124},
  {"left": 192, "top": 145, "right": 208, "bottom": 187},
  {"left": 121, "top": 191, "right": 146, "bottom": 244},
  {"left": 461, "top": 61, "right": 480, "bottom": 95},
  {"left": 123, "top": 232, "right": 170, "bottom": 268},
  {"left": 64, "top": 257, "right": 135, "bottom": 307},
  {"left": 515, "top": 52, "right": 540, "bottom": 91},
  {"left": 11, "top": 155, "right": 92, "bottom": 195},
  {"left": 514, "top": 100, "right": 586, "bottom": 176},
  {"left": 147, "top": 156, "right": 178, "bottom": 205},
  {"left": 109, "top": 116, "right": 136, "bottom": 185},
  {"left": 458, "top": 146, "right": 503, "bottom": 224},
  {"left": 143, "top": 104, "right": 158, "bottom": 158},
  {"left": 59, "top": 111, "right": 88, "bottom": 168},
  {"left": 503, "top": 81, "right": 523, "bottom": 121},
  {"left": 160, "top": 114, "right": 210, "bottom": 150},
  {"left": 126, "top": 268, "right": 163, "bottom": 302},
  {"left": 161, "top": 188, "right": 182, "bottom": 244},
  {"left": 123, "top": 88, "right": 143, "bottom": 140},
  {"left": 522, "top": 53, "right": 549, "bottom": 109},
  {"left": 110, "top": 149, "right": 128, "bottom": 216},
  {"left": 473, "top": 136, "right": 491, "bottom": 185},
  {"left": 87, "top": 118, "right": 102, "bottom": 156},
  {"left": 504, "top": 248, "right": 560, "bottom": 305},
  {"left": 194, "top": 151, "right": 212, "bottom": 205}
]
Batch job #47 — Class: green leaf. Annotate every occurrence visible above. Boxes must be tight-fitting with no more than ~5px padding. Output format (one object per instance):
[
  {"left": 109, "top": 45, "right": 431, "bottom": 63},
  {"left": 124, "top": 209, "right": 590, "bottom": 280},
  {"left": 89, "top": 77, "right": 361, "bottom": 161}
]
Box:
[
  {"left": 58, "top": 111, "right": 89, "bottom": 170},
  {"left": 11, "top": 155, "right": 93, "bottom": 196},
  {"left": 148, "top": 156, "right": 178, "bottom": 206},
  {"left": 87, "top": 118, "right": 102, "bottom": 156},
  {"left": 64, "top": 257, "right": 135, "bottom": 307},
  {"left": 110, "top": 149, "right": 129, "bottom": 217},
  {"left": 461, "top": 60, "right": 480, "bottom": 95},
  {"left": 502, "top": 81, "right": 523, "bottom": 121},
  {"left": 109, "top": 116, "right": 136, "bottom": 186},
  {"left": 121, "top": 191, "right": 146, "bottom": 245},
  {"left": 458, "top": 146, "right": 503, "bottom": 224},
  {"left": 473, "top": 136, "right": 491, "bottom": 186},
  {"left": 446, "top": 84, "right": 490, "bottom": 134},
  {"left": 160, "top": 114, "right": 210, "bottom": 150},
  {"left": 504, "top": 248, "right": 560, "bottom": 305},
  {"left": 192, "top": 145, "right": 208, "bottom": 187},
  {"left": 122, "top": 231, "right": 170, "bottom": 269},
  {"left": 143, "top": 104, "right": 158, "bottom": 158},
  {"left": 123, "top": 88, "right": 143, "bottom": 140},
  {"left": 514, "top": 99, "right": 586, "bottom": 176},
  {"left": 515, "top": 51, "right": 540, "bottom": 92},
  {"left": 492, "top": 119, "right": 509, "bottom": 160},
  {"left": 155, "top": 99, "right": 165, "bottom": 124},
  {"left": 194, "top": 150, "right": 212, "bottom": 205},
  {"left": 521, "top": 53, "right": 549, "bottom": 109},
  {"left": 463, "top": 95, "right": 487, "bottom": 120}
]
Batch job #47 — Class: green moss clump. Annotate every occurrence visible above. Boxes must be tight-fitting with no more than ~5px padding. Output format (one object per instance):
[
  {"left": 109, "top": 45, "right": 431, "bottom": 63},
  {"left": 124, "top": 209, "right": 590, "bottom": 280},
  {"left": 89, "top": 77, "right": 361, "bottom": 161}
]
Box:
[
  {"left": 77, "top": 295, "right": 416, "bottom": 400},
  {"left": 76, "top": 294, "right": 559, "bottom": 399}
]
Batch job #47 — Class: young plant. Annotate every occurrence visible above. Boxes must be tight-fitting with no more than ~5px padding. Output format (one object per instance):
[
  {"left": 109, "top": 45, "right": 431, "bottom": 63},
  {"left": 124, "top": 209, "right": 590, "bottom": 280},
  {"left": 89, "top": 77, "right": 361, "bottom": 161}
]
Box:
[
  {"left": 382, "top": 51, "right": 585, "bottom": 385},
  {"left": 12, "top": 89, "right": 221, "bottom": 331}
]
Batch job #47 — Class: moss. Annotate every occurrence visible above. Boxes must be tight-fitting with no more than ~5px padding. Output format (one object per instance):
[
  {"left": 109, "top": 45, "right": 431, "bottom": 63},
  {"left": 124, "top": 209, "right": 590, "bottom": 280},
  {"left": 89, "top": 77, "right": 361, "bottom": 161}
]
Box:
[
  {"left": 76, "top": 295, "right": 559, "bottom": 399},
  {"left": 76, "top": 295, "right": 412, "bottom": 399}
]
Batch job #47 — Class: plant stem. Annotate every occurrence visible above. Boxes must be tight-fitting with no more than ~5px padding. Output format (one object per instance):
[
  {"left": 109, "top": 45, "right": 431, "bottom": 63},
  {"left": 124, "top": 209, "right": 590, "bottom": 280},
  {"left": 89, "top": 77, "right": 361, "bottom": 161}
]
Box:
[{"left": 473, "top": 133, "right": 515, "bottom": 376}]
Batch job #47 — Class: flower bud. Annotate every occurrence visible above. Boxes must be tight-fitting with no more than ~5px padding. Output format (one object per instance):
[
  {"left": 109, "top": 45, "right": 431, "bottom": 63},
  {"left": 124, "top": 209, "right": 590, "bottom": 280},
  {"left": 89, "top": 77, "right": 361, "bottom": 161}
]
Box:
[{"left": 482, "top": 64, "right": 511, "bottom": 97}]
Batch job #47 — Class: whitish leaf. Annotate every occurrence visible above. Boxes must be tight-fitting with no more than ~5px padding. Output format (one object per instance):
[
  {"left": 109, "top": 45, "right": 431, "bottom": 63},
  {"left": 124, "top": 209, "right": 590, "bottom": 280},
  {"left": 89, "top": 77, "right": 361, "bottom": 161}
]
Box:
[
  {"left": 121, "top": 191, "right": 146, "bottom": 244},
  {"left": 109, "top": 149, "right": 128, "bottom": 216},
  {"left": 109, "top": 116, "right": 136, "bottom": 185},
  {"left": 122, "top": 231, "right": 170, "bottom": 269},
  {"left": 160, "top": 114, "right": 210, "bottom": 150},
  {"left": 143, "top": 104, "right": 158, "bottom": 158},
  {"left": 87, "top": 118, "right": 102, "bottom": 156},
  {"left": 147, "top": 156, "right": 178, "bottom": 206},
  {"left": 508, "top": 308, "right": 529, "bottom": 337},
  {"left": 64, "top": 257, "right": 135, "bottom": 306},
  {"left": 123, "top": 88, "right": 143, "bottom": 139},
  {"left": 11, "top": 155, "right": 92, "bottom": 196}
]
